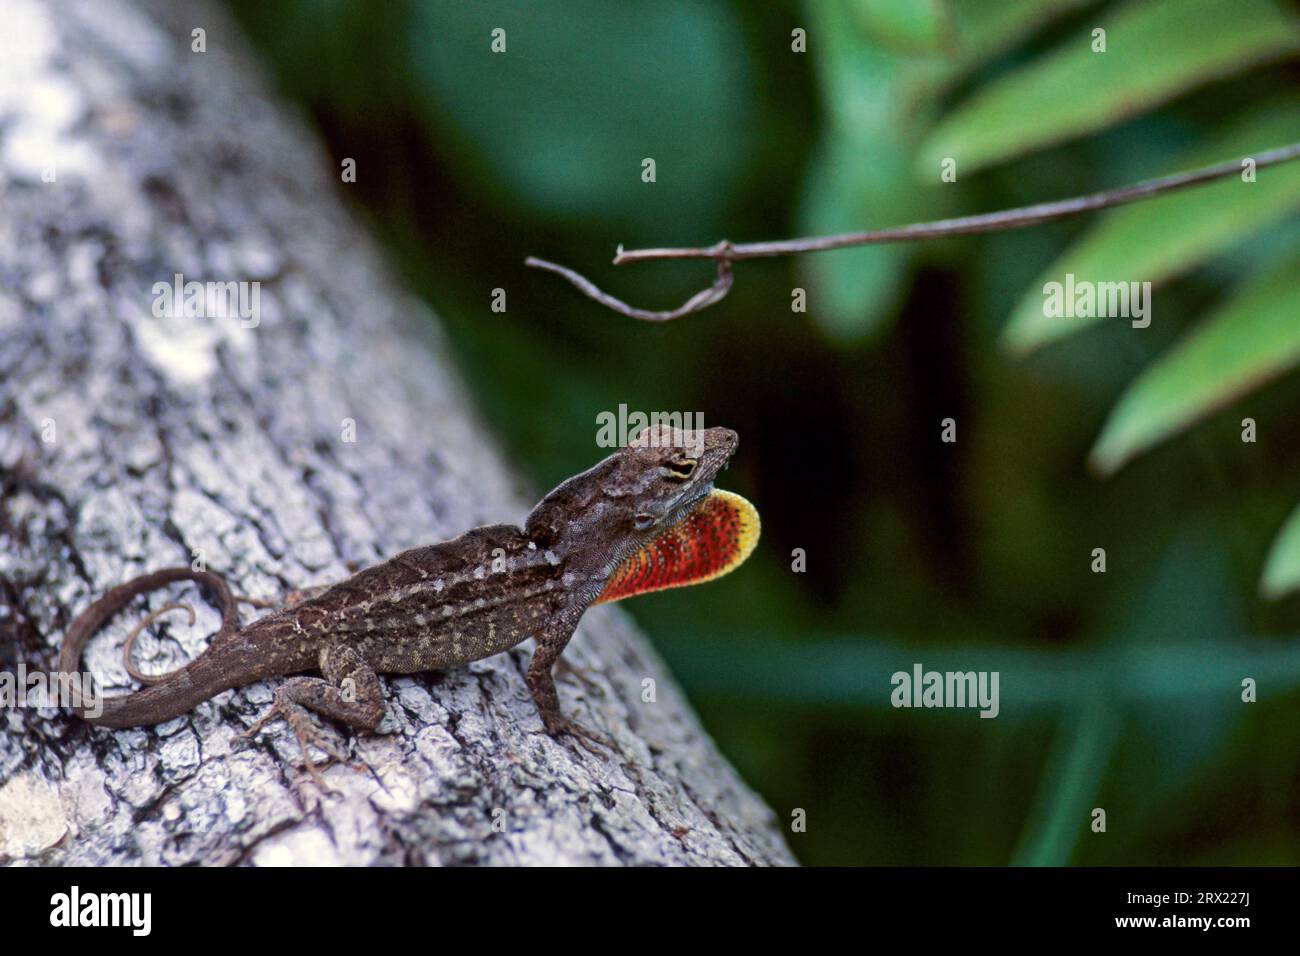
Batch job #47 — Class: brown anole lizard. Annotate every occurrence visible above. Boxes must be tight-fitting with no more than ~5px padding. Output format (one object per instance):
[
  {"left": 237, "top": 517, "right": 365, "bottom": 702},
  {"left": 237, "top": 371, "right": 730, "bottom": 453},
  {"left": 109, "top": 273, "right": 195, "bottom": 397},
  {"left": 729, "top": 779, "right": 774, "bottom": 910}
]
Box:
[{"left": 58, "top": 425, "right": 759, "bottom": 778}]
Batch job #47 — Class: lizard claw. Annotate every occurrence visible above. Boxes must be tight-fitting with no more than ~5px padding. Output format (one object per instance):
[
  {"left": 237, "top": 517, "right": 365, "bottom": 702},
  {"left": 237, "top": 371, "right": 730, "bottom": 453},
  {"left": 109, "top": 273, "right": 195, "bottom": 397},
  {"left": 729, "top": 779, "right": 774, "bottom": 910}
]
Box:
[
  {"left": 543, "top": 715, "right": 615, "bottom": 756},
  {"left": 240, "top": 698, "right": 356, "bottom": 786},
  {"left": 237, "top": 705, "right": 281, "bottom": 741},
  {"left": 296, "top": 752, "right": 368, "bottom": 796}
]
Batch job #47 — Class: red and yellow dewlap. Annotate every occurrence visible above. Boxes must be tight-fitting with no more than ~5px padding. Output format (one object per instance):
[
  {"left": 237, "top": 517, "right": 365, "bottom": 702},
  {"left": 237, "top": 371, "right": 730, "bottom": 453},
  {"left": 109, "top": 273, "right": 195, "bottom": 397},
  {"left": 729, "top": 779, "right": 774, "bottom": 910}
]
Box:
[{"left": 595, "top": 490, "right": 760, "bottom": 604}]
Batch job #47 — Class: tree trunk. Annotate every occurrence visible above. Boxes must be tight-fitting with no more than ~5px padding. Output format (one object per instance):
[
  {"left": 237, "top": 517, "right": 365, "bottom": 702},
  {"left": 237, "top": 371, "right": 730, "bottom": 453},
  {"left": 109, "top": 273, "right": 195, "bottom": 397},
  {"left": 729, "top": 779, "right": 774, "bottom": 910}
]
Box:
[{"left": 0, "top": 0, "right": 795, "bottom": 866}]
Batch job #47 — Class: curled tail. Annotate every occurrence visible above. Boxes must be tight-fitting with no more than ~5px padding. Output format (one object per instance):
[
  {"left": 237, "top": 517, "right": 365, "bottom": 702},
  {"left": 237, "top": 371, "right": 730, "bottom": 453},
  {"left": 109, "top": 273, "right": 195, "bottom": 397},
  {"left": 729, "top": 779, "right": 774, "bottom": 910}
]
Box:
[{"left": 59, "top": 568, "right": 240, "bottom": 727}]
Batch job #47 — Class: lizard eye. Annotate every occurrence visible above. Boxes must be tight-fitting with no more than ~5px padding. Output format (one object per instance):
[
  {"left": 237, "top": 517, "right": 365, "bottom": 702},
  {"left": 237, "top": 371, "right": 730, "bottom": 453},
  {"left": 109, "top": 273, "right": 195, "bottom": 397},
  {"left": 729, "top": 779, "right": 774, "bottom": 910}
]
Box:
[
  {"left": 666, "top": 458, "right": 698, "bottom": 481},
  {"left": 633, "top": 513, "right": 657, "bottom": 531}
]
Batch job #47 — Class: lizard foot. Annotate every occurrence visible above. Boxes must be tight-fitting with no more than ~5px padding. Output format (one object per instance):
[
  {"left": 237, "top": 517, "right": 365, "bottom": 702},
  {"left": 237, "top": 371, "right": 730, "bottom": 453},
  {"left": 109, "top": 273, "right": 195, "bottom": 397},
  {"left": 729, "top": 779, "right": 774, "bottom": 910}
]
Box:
[
  {"left": 240, "top": 690, "right": 357, "bottom": 788},
  {"left": 240, "top": 651, "right": 383, "bottom": 787},
  {"left": 543, "top": 714, "right": 615, "bottom": 757}
]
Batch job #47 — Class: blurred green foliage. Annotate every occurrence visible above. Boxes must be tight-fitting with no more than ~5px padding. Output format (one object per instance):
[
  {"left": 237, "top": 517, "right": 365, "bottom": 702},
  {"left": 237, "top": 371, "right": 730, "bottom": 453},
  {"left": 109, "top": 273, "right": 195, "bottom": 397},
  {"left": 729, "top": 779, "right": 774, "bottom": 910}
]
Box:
[{"left": 228, "top": 0, "right": 1300, "bottom": 864}]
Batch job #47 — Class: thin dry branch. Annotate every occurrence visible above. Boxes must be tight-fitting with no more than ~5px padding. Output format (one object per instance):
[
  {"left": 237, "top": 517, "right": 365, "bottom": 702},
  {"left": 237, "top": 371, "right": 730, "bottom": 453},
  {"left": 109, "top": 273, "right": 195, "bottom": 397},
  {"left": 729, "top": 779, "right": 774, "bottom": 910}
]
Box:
[
  {"left": 526, "top": 244, "right": 734, "bottom": 322},
  {"left": 526, "top": 142, "right": 1300, "bottom": 322}
]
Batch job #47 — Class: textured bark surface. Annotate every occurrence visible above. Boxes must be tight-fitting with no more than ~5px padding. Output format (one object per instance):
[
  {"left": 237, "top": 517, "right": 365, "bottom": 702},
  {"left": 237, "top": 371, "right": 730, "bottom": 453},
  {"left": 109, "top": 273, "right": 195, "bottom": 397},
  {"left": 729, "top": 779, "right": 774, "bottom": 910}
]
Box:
[{"left": 0, "top": 0, "right": 795, "bottom": 866}]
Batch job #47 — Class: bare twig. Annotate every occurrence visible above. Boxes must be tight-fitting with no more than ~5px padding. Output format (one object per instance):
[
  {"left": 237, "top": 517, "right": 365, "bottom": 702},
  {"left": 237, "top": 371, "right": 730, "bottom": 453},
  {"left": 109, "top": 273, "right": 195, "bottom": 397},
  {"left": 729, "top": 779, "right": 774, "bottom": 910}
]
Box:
[
  {"left": 525, "top": 244, "right": 734, "bottom": 322},
  {"left": 526, "top": 142, "right": 1300, "bottom": 322}
]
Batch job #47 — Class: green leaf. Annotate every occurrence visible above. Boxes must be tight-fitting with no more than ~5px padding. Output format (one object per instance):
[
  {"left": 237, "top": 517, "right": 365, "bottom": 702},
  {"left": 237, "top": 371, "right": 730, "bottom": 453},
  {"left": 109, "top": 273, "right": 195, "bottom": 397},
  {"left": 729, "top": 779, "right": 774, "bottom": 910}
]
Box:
[
  {"left": 848, "top": 0, "right": 953, "bottom": 55},
  {"left": 919, "top": 0, "right": 1300, "bottom": 175},
  {"left": 1089, "top": 255, "right": 1300, "bottom": 474},
  {"left": 843, "top": 0, "right": 1093, "bottom": 106},
  {"left": 945, "top": 0, "right": 1092, "bottom": 67},
  {"left": 659, "top": 631, "right": 1300, "bottom": 713},
  {"left": 798, "top": 0, "right": 922, "bottom": 339},
  {"left": 1262, "top": 502, "right": 1300, "bottom": 599},
  {"left": 1003, "top": 104, "right": 1300, "bottom": 355},
  {"left": 1012, "top": 698, "right": 1121, "bottom": 865},
  {"left": 798, "top": 135, "right": 910, "bottom": 340},
  {"left": 405, "top": 0, "right": 756, "bottom": 232}
]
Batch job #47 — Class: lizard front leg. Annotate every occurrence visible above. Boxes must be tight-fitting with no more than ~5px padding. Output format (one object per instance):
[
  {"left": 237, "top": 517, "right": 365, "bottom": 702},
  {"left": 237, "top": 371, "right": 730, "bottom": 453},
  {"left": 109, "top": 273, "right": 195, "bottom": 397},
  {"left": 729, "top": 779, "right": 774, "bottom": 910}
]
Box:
[
  {"left": 526, "top": 614, "right": 613, "bottom": 755},
  {"left": 242, "top": 644, "right": 385, "bottom": 784}
]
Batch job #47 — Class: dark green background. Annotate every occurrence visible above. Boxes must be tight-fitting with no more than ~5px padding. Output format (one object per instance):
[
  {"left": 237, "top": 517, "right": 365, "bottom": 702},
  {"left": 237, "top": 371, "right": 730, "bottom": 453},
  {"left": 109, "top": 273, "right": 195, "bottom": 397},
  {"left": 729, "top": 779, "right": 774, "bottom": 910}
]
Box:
[{"left": 227, "top": 0, "right": 1300, "bottom": 865}]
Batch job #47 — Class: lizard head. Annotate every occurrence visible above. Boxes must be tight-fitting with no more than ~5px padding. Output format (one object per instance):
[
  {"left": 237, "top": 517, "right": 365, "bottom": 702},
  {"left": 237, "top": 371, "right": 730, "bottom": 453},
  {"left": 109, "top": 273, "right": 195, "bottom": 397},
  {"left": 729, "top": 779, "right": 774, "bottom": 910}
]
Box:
[
  {"left": 617, "top": 423, "right": 738, "bottom": 534},
  {"left": 524, "top": 424, "right": 739, "bottom": 574}
]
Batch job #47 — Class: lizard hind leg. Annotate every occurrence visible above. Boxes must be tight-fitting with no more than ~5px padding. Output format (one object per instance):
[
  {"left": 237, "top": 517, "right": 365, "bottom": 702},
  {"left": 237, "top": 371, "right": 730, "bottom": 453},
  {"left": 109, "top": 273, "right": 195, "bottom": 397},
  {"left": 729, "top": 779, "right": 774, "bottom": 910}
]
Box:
[{"left": 241, "top": 644, "right": 385, "bottom": 786}]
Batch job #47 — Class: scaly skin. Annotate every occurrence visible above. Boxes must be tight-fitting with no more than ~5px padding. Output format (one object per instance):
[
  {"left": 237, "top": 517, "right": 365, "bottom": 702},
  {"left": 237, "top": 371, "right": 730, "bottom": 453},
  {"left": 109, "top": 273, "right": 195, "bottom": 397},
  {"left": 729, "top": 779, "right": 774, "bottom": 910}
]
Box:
[{"left": 59, "top": 425, "right": 751, "bottom": 775}]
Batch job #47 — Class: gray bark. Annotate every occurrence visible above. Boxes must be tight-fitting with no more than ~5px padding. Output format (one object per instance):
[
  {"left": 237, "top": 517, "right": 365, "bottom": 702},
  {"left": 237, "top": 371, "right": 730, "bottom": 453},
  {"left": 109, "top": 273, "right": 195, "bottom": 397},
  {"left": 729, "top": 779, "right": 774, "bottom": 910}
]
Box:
[{"left": 0, "top": 0, "right": 795, "bottom": 866}]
